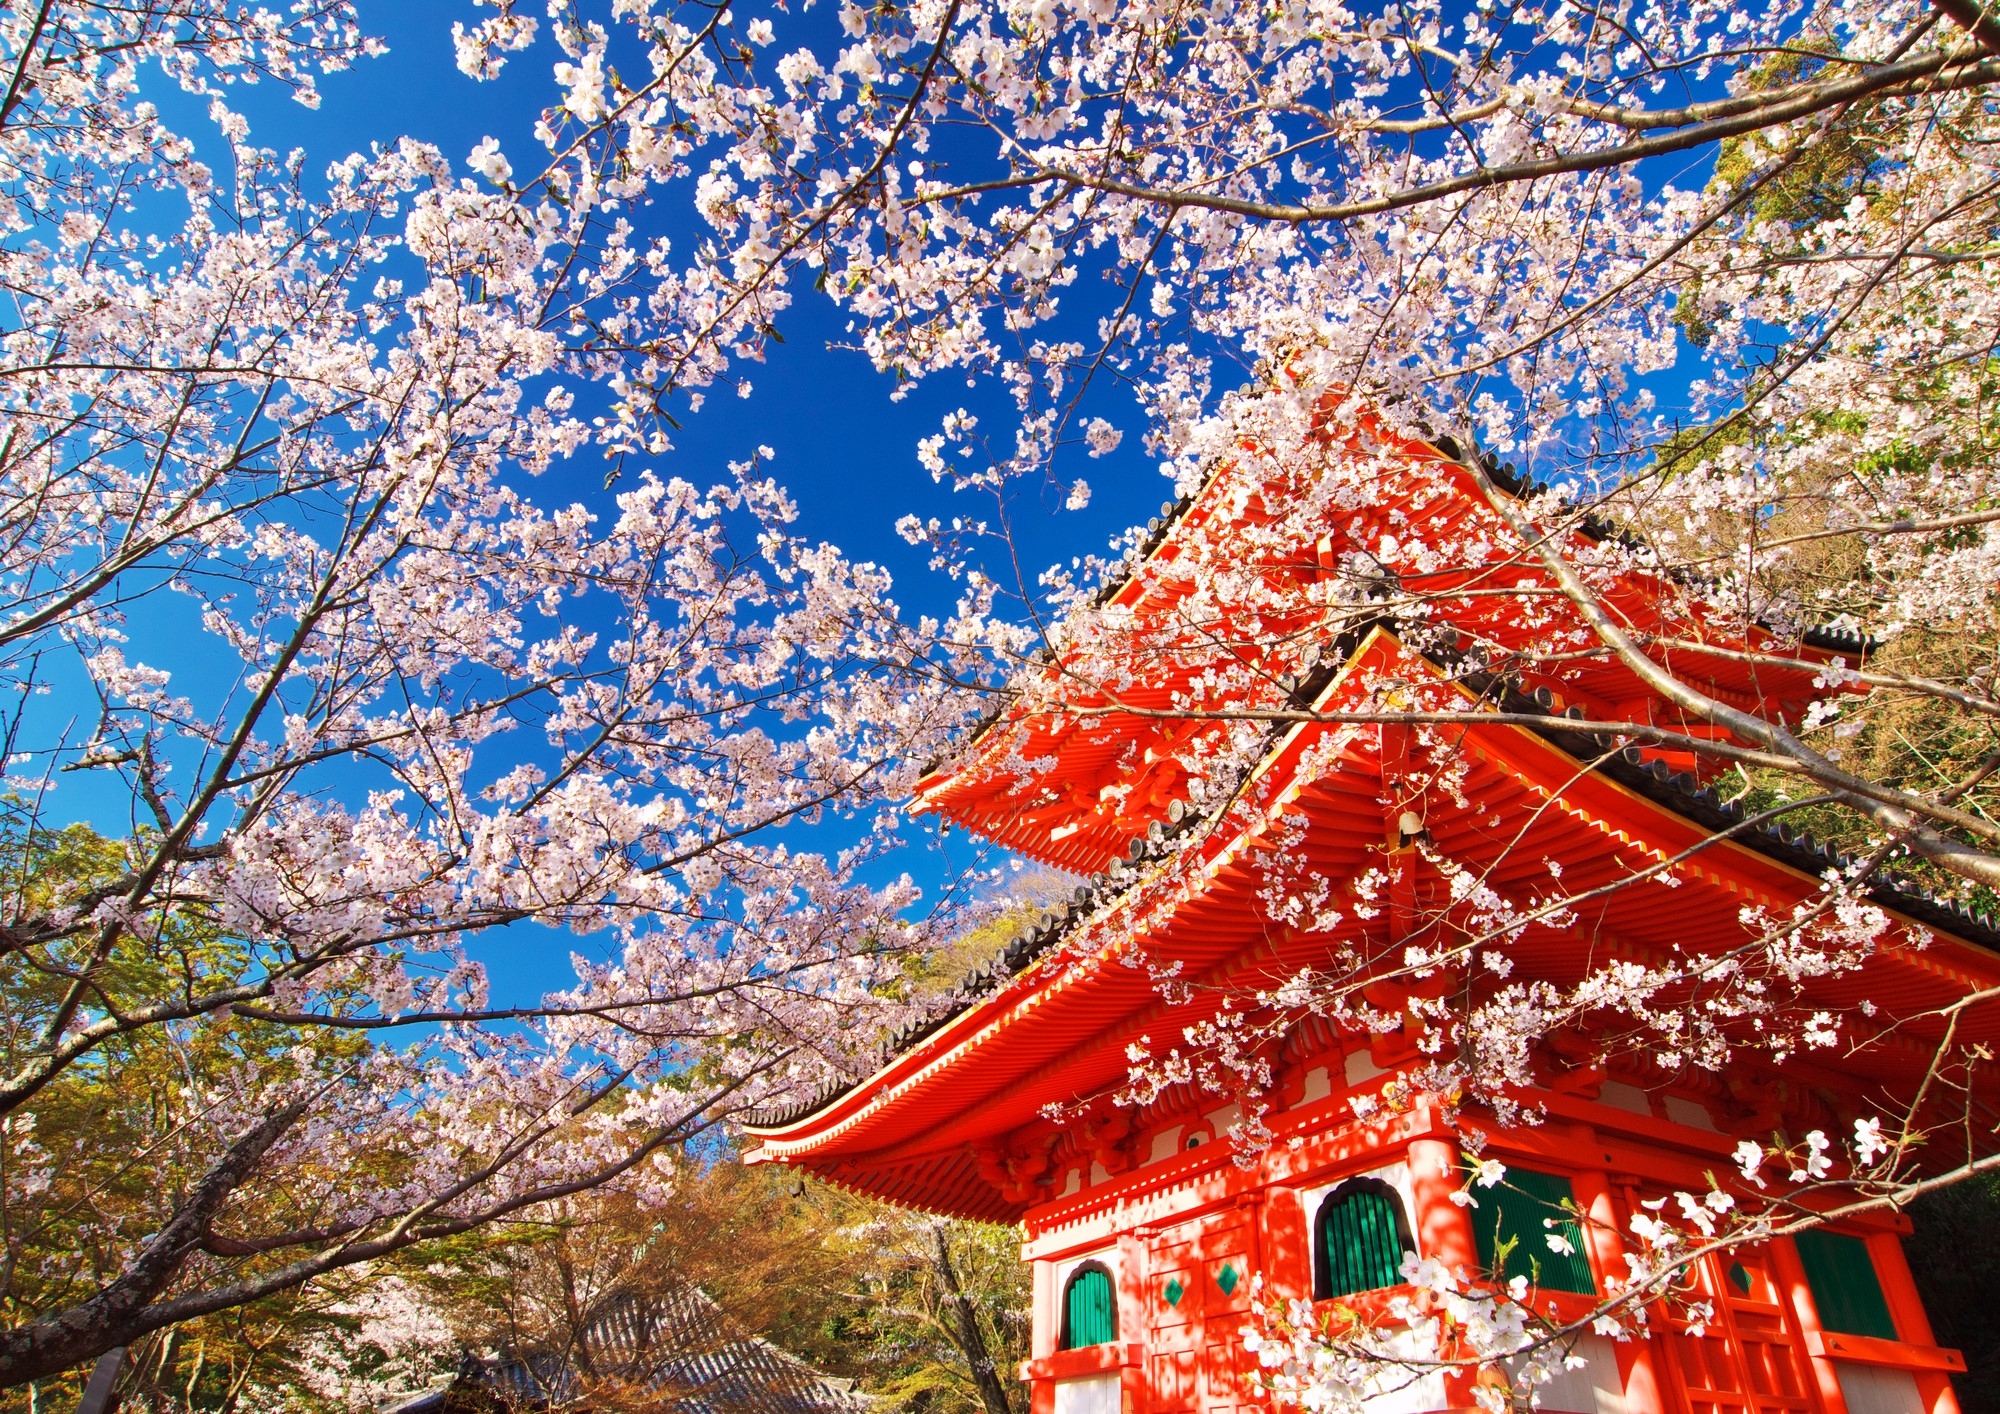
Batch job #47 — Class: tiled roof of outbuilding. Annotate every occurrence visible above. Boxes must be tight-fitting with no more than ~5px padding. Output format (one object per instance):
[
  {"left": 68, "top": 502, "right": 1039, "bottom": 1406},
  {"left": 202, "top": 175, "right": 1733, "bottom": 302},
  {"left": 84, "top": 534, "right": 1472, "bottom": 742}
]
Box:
[{"left": 378, "top": 1286, "right": 869, "bottom": 1414}]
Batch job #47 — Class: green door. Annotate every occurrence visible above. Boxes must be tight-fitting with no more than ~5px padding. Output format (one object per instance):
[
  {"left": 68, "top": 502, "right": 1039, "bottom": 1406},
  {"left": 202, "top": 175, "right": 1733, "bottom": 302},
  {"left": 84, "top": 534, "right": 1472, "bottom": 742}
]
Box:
[
  {"left": 1062, "top": 1264, "right": 1116, "bottom": 1348},
  {"left": 1793, "top": 1230, "right": 1897, "bottom": 1340},
  {"left": 1316, "top": 1181, "right": 1411, "bottom": 1298},
  {"left": 1468, "top": 1165, "right": 1596, "bottom": 1295}
]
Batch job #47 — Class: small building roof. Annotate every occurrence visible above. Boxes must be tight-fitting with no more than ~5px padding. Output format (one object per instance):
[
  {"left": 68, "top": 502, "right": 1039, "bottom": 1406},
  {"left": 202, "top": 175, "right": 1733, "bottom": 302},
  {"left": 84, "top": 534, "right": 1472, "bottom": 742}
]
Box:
[{"left": 379, "top": 1285, "right": 870, "bottom": 1414}]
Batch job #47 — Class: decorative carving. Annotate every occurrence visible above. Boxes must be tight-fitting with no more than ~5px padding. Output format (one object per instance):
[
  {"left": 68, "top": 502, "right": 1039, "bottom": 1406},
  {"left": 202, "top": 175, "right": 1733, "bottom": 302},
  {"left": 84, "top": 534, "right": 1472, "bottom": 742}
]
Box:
[
  {"left": 971, "top": 1133, "right": 1061, "bottom": 1203},
  {"left": 1080, "top": 1112, "right": 1134, "bottom": 1175}
]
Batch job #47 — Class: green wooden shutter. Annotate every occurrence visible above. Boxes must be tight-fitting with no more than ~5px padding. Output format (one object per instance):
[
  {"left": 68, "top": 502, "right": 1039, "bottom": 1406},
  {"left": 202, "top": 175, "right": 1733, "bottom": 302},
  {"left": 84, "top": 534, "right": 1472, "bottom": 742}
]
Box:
[
  {"left": 1794, "top": 1230, "right": 1898, "bottom": 1340},
  {"left": 1469, "top": 1165, "right": 1596, "bottom": 1295},
  {"left": 1317, "top": 1183, "right": 1411, "bottom": 1298},
  {"left": 1062, "top": 1265, "right": 1116, "bottom": 1348}
]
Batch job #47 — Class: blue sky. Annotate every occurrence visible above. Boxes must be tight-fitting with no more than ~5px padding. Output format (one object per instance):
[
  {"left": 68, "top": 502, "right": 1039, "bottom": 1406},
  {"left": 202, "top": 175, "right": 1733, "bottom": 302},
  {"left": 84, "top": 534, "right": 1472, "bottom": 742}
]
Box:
[
  {"left": 90, "top": 2, "right": 1170, "bottom": 1004},
  {"left": 90, "top": 1, "right": 1731, "bottom": 1006},
  {"left": 221, "top": 0, "right": 1171, "bottom": 586}
]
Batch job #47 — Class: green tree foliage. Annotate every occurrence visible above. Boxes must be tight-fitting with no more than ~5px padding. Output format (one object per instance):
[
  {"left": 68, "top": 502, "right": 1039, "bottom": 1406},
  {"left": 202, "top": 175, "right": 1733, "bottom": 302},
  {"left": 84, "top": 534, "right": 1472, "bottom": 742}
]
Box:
[
  {"left": 0, "top": 817, "right": 1043, "bottom": 1411},
  {"left": 405, "top": 1158, "right": 1030, "bottom": 1414},
  {"left": 0, "top": 810, "right": 456, "bottom": 1411},
  {"left": 1906, "top": 1175, "right": 2000, "bottom": 1414},
  {"left": 1631, "top": 77, "right": 2000, "bottom": 912}
]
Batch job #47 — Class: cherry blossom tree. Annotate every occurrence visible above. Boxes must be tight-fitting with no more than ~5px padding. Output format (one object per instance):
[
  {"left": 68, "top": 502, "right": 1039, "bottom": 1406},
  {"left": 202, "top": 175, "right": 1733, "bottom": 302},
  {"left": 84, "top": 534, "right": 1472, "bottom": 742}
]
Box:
[
  {"left": 444, "top": 0, "right": 2000, "bottom": 1401},
  {"left": 10, "top": 0, "right": 2000, "bottom": 1401},
  {"left": 0, "top": 0, "right": 994, "bottom": 1392},
  {"left": 468, "top": 0, "right": 2000, "bottom": 903}
]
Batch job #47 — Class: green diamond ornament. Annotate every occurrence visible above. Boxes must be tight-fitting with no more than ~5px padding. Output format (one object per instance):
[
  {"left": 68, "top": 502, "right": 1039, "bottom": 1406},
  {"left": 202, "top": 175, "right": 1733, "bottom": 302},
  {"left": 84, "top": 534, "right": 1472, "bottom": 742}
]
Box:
[
  {"left": 1216, "top": 1262, "right": 1239, "bottom": 1296},
  {"left": 1728, "top": 1262, "right": 1752, "bottom": 1295},
  {"left": 1164, "top": 1277, "right": 1184, "bottom": 1307}
]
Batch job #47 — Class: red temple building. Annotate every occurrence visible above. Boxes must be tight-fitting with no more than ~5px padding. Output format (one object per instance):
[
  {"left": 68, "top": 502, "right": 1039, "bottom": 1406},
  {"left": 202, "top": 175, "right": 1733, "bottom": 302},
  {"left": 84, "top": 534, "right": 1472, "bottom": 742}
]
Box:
[{"left": 746, "top": 412, "right": 1997, "bottom": 1414}]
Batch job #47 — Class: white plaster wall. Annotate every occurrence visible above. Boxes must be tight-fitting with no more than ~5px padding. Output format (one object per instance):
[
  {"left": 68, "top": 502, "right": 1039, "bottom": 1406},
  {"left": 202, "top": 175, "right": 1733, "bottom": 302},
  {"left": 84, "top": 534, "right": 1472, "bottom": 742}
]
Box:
[
  {"left": 1513, "top": 1334, "right": 1628, "bottom": 1414},
  {"left": 1032, "top": 1259, "right": 1053, "bottom": 1359},
  {"left": 1662, "top": 1095, "right": 1717, "bottom": 1131},
  {"left": 1054, "top": 1374, "right": 1121, "bottom": 1414},
  {"left": 1836, "top": 1363, "right": 1927, "bottom": 1414},
  {"left": 1346, "top": 1051, "right": 1388, "bottom": 1086},
  {"left": 1597, "top": 1082, "right": 1652, "bottom": 1117},
  {"left": 1300, "top": 1065, "right": 1333, "bottom": 1104}
]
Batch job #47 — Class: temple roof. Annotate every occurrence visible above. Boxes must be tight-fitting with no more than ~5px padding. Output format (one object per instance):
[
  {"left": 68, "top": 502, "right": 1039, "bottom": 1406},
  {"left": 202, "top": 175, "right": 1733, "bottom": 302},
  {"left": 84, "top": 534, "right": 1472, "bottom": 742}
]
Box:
[
  {"left": 745, "top": 628, "right": 2000, "bottom": 1220},
  {"left": 384, "top": 1287, "right": 870, "bottom": 1414},
  {"left": 909, "top": 412, "right": 1851, "bottom": 878},
  {"left": 746, "top": 406, "right": 1999, "bottom": 1218}
]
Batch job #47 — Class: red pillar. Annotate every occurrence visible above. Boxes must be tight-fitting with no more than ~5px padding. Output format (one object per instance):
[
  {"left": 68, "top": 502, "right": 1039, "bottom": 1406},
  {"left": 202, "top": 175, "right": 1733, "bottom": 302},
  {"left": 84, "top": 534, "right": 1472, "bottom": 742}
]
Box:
[
  {"left": 1867, "top": 1231, "right": 1963, "bottom": 1414},
  {"left": 1119, "top": 1230, "right": 1151, "bottom": 1414},
  {"left": 1408, "top": 1135, "right": 1478, "bottom": 1410},
  {"left": 1258, "top": 1187, "right": 1310, "bottom": 1303},
  {"left": 1407, "top": 1136, "right": 1478, "bottom": 1275},
  {"left": 1571, "top": 1169, "right": 1669, "bottom": 1414}
]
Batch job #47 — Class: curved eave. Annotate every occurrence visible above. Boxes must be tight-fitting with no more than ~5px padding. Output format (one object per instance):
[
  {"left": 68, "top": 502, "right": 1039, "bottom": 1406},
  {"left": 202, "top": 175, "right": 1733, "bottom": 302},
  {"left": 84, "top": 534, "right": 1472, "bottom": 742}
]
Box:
[
  {"left": 734, "top": 630, "right": 1436, "bottom": 1168},
  {"left": 739, "top": 919, "right": 1118, "bottom": 1172},
  {"left": 751, "top": 628, "right": 2000, "bottom": 1208}
]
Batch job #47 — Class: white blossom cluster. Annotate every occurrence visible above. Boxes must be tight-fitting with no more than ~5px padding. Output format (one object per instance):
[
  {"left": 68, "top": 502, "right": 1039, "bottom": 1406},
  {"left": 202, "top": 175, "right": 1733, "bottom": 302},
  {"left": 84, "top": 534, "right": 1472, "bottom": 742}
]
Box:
[{"left": 0, "top": 0, "right": 1013, "bottom": 1382}]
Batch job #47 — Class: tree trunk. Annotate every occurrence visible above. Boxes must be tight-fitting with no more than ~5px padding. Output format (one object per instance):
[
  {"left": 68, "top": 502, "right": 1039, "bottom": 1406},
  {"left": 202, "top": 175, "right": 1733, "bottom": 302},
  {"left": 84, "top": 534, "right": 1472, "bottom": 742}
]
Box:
[
  {"left": 0, "top": 1104, "right": 304, "bottom": 1389},
  {"left": 931, "top": 1225, "right": 1019, "bottom": 1414},
  {"left": 75, "top": 1348, "right": 122, "bottom": 1414},
  {"left": 1936, "top": 0, "right": 2000, "bottom": 54}
]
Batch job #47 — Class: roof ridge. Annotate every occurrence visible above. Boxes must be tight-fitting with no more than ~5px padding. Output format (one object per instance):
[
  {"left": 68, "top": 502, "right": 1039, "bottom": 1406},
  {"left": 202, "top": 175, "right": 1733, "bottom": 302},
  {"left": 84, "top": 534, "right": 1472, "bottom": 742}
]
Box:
[{"left": 1430, "top": 436, "right": 1879, "bottom": 655}]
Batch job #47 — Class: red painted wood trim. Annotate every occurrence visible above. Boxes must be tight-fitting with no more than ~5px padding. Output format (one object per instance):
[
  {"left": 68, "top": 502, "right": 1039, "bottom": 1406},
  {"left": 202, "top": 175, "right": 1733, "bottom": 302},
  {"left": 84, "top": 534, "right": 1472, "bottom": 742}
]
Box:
[
  {"left": 1772, "top": 1232, "right": 1849, "bottom": 1414},
  {"left": 1803, "top": 1331, "right": 1967, "bottom": 1373},
  {"left": 1020, "top": 1342, "right": 1145, "bottom": 1381}
]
